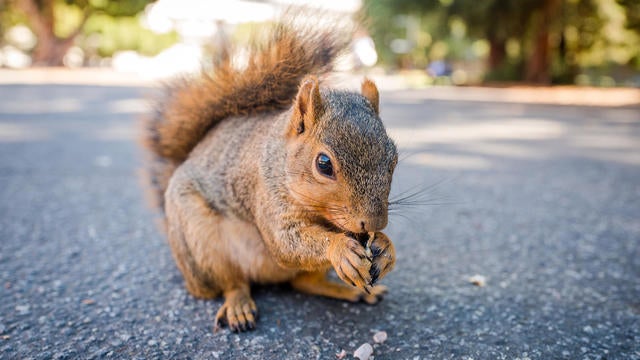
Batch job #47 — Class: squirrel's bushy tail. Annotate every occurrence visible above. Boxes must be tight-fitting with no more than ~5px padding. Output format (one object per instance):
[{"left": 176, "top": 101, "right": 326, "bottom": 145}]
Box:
[{"left": 141, "top": 12, "right": 353, "bottom": 209}]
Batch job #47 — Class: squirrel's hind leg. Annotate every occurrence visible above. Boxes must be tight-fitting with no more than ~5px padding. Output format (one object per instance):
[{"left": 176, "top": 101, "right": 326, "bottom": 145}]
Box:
[
  {"left": 291, "top": 271, "right": 387, "bottom": 305},
  {"left": 166, "top": 179, "right": 258, "bottom": 331}
]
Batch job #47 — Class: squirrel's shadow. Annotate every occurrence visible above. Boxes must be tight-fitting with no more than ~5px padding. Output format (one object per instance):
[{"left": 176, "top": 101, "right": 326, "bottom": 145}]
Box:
[{"left": 249, "top": 281, "right": 396, "bottom": 332}]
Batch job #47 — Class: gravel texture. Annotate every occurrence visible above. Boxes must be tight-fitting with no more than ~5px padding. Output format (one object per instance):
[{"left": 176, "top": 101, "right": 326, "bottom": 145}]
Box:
[{"left": 0, "top": 83, "right": 639, "bottom": 359}]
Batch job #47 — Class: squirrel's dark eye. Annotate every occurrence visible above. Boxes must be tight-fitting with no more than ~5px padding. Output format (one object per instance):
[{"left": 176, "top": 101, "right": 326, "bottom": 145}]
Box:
[{"left": 316, "top": 153, "right": 334, "bottom": 178}]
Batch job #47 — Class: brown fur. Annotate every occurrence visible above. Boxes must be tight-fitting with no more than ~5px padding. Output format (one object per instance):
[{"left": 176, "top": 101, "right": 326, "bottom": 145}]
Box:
[
  {"left": 142, "top": 15, "right": 353, "bottom": 209},
  {"left": 141, "top": 14, "right": 398, "bottom": 333},
  {"left": 361, "top": 78, "right": 380, "bottom": 115}
]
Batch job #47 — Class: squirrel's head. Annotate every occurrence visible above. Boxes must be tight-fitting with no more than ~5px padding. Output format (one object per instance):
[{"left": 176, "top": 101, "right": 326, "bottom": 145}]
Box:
[{"left": 284, "top": 76, "right": 398, "bottom": 233}]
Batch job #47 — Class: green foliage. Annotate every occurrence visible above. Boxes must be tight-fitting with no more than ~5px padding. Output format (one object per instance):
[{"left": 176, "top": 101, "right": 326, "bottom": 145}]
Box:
[
  {"left": 54, "top": 2, "right": 85, "bottom": 37},
  {"left": 62, "top": 0, "right": 151, "bottom": 16},
  {"left": 0, "top": 1, "right": 27, "bottom": 39},
  {"left": 618, "top": 0, "right": 640, "bottom": 31},
  {"left": 364, "top": 0, "right": 640, "bottom": 85},
  {"left": 72, "top": 0, "right": 177, "bottom": 57},
  {"left": 2, "top": 0, "right": 177, "bottom": 59},
  {"left": 83, "top": 13, "right": 177, "bottom": 57}
]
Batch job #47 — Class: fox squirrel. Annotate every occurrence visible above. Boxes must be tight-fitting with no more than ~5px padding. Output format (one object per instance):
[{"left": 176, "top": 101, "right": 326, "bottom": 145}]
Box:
[{"left": 142, "top": 14, "right": 398, "bottom": 332}]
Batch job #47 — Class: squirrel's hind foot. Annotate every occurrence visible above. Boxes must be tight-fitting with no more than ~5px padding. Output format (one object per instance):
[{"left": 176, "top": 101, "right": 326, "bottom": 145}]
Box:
[
  {"left": 214, "top": 286, "right": 258, "bottom": 333},
  {"left": 359, "top": 284, "right": 387, "bottom": 305},
  {"left": 291, "top": 271, "right": 388, "bottom": 305}
]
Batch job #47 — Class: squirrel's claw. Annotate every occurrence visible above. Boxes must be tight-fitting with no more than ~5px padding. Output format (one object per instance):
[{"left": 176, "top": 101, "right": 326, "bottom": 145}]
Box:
[
  {"left": 332, "top": 237, "right": 373, "bottom": 291},
  {"left": 214, "top": 289, "right": 258, "bottom": 333},
  {"left": 359, "top": 284, "right": 388, "bottom": 305},
  {"left": 369, "top": 262, "right": 381, "bottom": 285},
  {"left": 335, "top": 261, "right": 372, "bottom": 292},
  {"left": 368, "top": 232, "right": 395, "bottom": 285}
]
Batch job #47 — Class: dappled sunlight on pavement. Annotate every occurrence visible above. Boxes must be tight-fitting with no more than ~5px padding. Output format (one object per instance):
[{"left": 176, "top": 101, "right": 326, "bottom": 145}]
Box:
[
  {"left": 383, "top": 91, "right": 639, "bottom": 171},
  {"left": 1, "top": 79, "right": 639, "bottom": 359}
]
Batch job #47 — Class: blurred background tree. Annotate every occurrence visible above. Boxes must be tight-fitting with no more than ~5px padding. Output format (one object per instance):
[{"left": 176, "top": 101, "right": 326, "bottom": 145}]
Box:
[
  {"left": 1, "top": 0, "right": 176, "bottom": 66},
  {"left": 1, "top": 0, "right": 638, "bottom": 86},
  {"left": 364, "top": 0, "right": 640, "bottom": 85}
]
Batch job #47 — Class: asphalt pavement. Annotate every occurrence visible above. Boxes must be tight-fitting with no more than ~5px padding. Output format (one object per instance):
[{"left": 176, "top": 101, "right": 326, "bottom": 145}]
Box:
[{"left": 0, "top": 80, "right": 639, "bottom": 359}]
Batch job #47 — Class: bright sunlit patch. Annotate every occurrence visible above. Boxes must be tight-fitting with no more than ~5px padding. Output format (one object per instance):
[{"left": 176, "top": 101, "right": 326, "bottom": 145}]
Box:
[
  {"left": 388, "top": 118, "right": 566, "bottom": 149},
  {"left": 108, "top": 99, "right": 149, "bottom": 114},
  {"left": 405, "top": 152, "right": 491, "bottom": 170},
  {"left": 0, "top": 123, "right": 49, "bottom": 142},
  {"left": 571, "top": 133, "right": 639, "bottom": 150},
  {"left": 462, "top": 142, "right": 546, "bottom": 159},
  {"left": 144, "top": 0, "right": 276, "bottom": 32},
  {"left": 94, "top": 124, "right": 136, "bottom": 141},
  {"left": 0, "top": 98, "right": 82, "bottom": 114}
]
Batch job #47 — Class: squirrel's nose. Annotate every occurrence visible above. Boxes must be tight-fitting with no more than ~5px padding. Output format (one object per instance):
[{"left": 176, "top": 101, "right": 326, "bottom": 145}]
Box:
[{"left": 358, "top": 215, "right": 387, "bottom": 233}]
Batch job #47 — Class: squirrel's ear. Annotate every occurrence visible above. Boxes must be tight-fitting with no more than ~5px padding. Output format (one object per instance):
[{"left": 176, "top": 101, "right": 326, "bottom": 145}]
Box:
[
  {"left": 361, "top": 78, "right": 379, "bottom": 115},
  {"left": 290, "top": 75, "right": 323, "bottom": 136}
]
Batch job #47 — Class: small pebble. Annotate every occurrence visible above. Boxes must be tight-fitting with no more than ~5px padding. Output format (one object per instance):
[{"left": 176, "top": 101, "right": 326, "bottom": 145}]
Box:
[
  {"left": 468, "top": 275, "right": 486, "bottom": 287},
  {"left": 335, "top": 349, "right": 347, "bottom": 359},
  {"left": 354, "top": 343, "right": 373, "bottom": 360},
  {"left": 373, "top": 331, "right": 387, "bottom": 344}
]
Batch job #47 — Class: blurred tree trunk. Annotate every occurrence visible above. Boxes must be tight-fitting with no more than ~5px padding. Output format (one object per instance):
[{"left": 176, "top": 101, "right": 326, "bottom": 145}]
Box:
[
  {"left": 16, "top": 0, "right": 89, "bottom": 66},
  {"left": 525, "top": 0, "right": 561, "bottom": 83},
  {"left": 488, "top": 38, "right": 506, "bottom": 70}
]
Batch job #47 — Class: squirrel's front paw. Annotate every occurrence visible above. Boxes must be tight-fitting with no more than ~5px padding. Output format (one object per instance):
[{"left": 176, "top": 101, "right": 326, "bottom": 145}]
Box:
[
  {"left": 368, "top": 232, "right": 396, "bottom": 285},
  {"left": 329, "top": 235, "right": 373, "bottom": 292}
]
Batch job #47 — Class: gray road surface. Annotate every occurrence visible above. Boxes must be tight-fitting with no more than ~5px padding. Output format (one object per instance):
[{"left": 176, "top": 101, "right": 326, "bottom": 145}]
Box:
[{"left": 1, "top": 83, "right": 639, "bottom": 359}]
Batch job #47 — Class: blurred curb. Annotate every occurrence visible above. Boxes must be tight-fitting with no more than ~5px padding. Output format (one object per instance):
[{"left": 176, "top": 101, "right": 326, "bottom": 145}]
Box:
[
  {"left": 0, "top": 68, "right": 154, "bottom": 87},
  {"left": 1, "top": 68, "right": 638, "bottom": 107}
]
